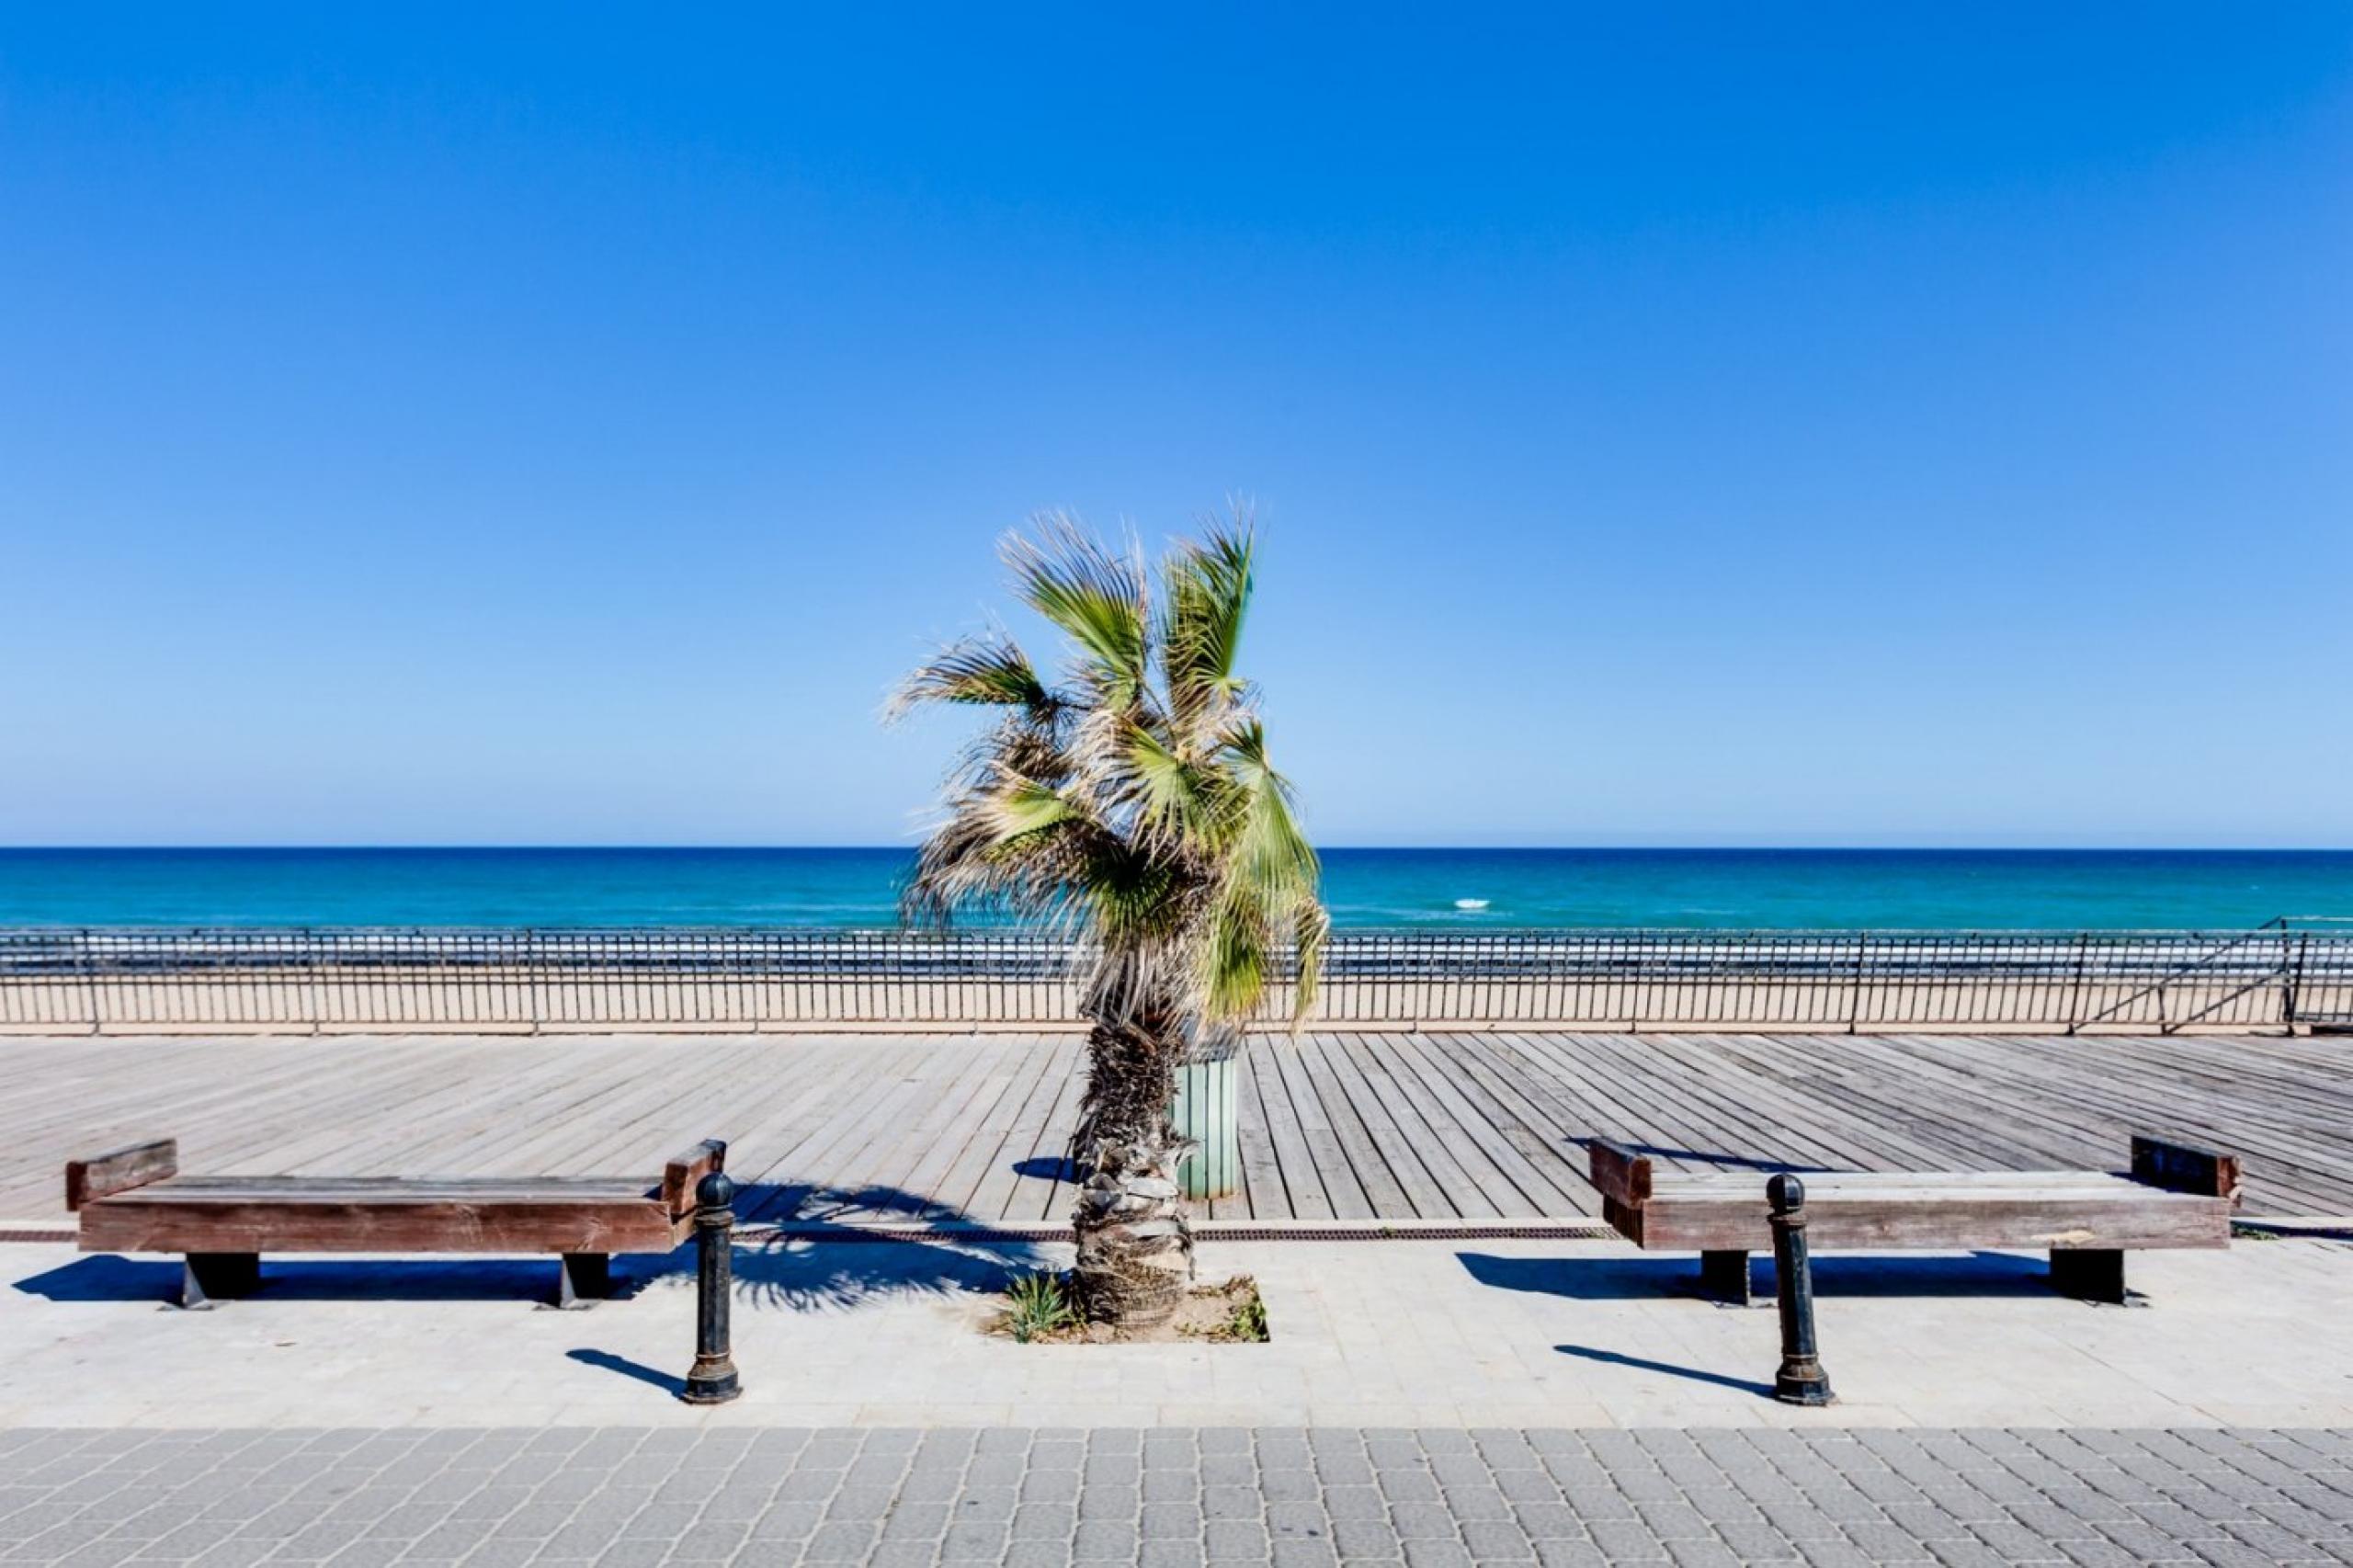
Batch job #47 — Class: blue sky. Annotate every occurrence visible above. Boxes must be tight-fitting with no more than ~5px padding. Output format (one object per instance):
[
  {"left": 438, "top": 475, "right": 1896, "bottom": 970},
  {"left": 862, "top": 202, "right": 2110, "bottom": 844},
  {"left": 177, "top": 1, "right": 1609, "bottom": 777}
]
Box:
[{"left": 4, "top": 6, "right": 2348, "bottom": 847}]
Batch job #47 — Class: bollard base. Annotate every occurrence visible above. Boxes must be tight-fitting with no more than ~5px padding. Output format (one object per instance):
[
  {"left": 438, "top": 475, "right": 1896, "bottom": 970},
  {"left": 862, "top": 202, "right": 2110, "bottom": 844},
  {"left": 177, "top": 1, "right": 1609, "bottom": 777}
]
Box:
[
  {"left": 679, "top": 1365, "right": 740, "bottom": 1405},
  {"left": 1773, "top": 1358, "right": 1834, "bottom": 1406}
]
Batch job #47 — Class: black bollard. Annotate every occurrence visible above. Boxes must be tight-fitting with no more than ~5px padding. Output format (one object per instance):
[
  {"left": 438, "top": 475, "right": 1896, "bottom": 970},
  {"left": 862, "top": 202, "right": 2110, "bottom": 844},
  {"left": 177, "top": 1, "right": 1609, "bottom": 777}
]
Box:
[
  {"left": 679, "top": 1171, "right": 742, "bottom": 1405},
  {"left": 1768, "top": 1173, "right": 1833, "bottom": 1406}
]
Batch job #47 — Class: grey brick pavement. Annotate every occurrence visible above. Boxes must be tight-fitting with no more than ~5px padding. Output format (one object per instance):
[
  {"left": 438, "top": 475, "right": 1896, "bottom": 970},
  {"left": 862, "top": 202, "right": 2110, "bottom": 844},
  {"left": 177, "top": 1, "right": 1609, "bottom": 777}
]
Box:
[{"left": 0, "top": 1427, "right": 2347, "bottom": 1567}]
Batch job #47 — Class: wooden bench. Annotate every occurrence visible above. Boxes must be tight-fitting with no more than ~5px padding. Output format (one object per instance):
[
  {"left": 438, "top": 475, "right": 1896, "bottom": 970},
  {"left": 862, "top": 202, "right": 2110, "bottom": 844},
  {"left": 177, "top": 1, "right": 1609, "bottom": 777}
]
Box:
[
  {"left": 1586, "top": 1135, "right": 2239, "bottom": 1305},
  {"left": 66, "top": 1137, "right": 727, "bottom": 1309}
]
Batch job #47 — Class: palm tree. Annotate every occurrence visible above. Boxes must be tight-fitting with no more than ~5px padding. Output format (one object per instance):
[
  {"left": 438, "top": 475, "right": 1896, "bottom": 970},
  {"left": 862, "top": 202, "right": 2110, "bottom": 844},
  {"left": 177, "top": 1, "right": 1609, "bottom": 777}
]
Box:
[{"left": 890, "top": 510, "right": 1327, "bottom": 1328}]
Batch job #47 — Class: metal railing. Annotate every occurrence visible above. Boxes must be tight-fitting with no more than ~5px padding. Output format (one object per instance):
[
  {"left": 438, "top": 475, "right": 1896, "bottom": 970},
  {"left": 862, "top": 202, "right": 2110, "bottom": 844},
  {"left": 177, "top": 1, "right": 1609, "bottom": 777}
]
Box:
[{"left": 2, "top": 925, "right": 2347, "bottom": 1034}]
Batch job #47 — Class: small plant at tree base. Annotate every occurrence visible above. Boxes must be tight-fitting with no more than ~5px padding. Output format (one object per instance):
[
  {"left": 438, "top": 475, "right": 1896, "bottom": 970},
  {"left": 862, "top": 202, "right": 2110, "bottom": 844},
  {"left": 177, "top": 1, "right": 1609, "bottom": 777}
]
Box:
[
  {"left": 1175, "top": 1276, "right": 1271, "bottom": 1343},
  {"left": 1002, "top": 1270, "right": 1081, "bottom": 1343},
  {"left": 1220, "top": 1284, "right": 1269, "bottom": 1343}
]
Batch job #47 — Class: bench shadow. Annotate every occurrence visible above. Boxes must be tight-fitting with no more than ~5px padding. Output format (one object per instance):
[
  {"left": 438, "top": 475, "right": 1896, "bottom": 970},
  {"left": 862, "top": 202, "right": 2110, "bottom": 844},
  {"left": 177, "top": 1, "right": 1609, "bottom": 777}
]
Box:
[
  {"left": 1553, "top": 1344, "right": 1775, "bottom": 1398},
  {"left": 1461, "top": 1249, "right": 2056, "bottom": 1301},
  {"left": 8, "top": 1254, "right": 659, "bottom": 1305},
  {"left": 12, "top": 1181, "right": 1051, "bottom": 1312}
]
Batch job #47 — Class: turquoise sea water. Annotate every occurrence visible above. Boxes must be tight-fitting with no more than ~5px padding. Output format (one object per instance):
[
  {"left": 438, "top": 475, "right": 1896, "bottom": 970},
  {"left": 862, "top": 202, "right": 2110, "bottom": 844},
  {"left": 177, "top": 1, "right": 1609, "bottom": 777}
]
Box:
[{"left": 0, "top": 847, "right": 2347, "bottom": 930}]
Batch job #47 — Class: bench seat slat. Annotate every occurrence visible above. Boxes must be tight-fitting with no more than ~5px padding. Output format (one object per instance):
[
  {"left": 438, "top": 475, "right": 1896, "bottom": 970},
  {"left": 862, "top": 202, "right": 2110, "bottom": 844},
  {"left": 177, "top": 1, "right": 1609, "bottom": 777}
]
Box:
[
  {"left": 1628, "top": 1192, "right": 2230, "bottom": 1252},
  {"left": 1650, "top": 1170, "right": 2159, "bottom": 1188},
  {"left": 78, "top": 1196, "right": 680, "bottom": 1256},
  {"left": 112, "top": 1177, "right": 661, "bottom": 1202},
  {"left": 1649, "top": 1177, "right": 2187, "bottom": 1201}
]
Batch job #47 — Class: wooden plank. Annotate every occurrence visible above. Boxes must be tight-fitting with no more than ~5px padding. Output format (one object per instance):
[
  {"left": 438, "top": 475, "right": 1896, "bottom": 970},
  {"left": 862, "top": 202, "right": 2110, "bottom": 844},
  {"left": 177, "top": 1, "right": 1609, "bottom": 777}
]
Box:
[
  {"left": 731, "top": 1039, "right": 945, "bottom": 1222},
  {"left": 1347, "top": 1031, "right": 1537, "bottom": 1219},
  {"left": 1245, "top": 1036, "right": 1337, "bottom": 1221},
  {"left": 907, "top": 1036, "right": 1054, "bottom": 1222},
  {"left": 1315, "top": 1031, "right": 1462, "bottom": 1220},
  {"left": 849, "top": 1035, "right": 1015, "bottom": 1218},
  {"left": 1821, "top": 1031, "right": 2343, "bottom": 1212},
  {"left": 665, "top": 1037, "right": 910, "bottom": 1221},
  {"left": 1387, "top": 1034, "right": 1590, "bottom": 1211},
  {"left": 1026, "top": 1037, "right": 1094, "bottom": 1222},
  {"left": 1288, "top": 1032, "right": 1416, "bottom": 1218},
  {"left": 1498, "top": 1031, "right": 1797, "bottom": 1181},
  {"left": 1262, "top": 1040, "right": 1375, "bottom": 1219},
  {"left": 958, "top": 1036, "right": 1078, "bottom": 1223}
]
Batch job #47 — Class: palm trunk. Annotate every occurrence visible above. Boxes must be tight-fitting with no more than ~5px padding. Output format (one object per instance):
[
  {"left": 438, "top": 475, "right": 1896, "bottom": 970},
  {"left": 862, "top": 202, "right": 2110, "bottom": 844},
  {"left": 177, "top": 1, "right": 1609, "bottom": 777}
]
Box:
[{"left": 1069, "top": 1013, "right": 1194, "bottom": 1326}]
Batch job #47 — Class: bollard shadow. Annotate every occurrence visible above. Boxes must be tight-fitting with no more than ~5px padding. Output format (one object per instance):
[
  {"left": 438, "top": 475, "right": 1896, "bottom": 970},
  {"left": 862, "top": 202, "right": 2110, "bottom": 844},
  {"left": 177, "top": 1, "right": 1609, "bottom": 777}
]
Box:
[
  {"left": 682, "top": 1183, "right": 1057, "bottom": 1313},
  {"left": 566, "top": 1348, "right": 684, "bottom": 1396},
  {"left": 1461, "top": 1249, "right": 2058, "bottom": 1301},
  {"left": 1553, "top": 1344, "right": 1776, "bottom": 1398}
]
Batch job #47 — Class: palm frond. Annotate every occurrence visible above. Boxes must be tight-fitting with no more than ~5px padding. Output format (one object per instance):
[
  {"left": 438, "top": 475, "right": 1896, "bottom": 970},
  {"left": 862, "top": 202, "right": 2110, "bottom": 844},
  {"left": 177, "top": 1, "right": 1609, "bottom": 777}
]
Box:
[
  {"left": 1002, "top": 516, "right": 1150, "bottom": 703},
  {"left": 887, "top": 634, "right": 1057, "bottom": 722},
  {"left": 1200, "top": 718, "right": 1324, "bottom": 1025},
  {"left": 901, "top": 766, "right": 1105, "bottom": 931},
  {"left": 1161, "top": 518, "right": 1254, "bottom": 732},
  {"left": 897, "top": 512, "right": 1325, "bottom": 1040},
  {"left": 1119, "top": 722, "right": 1241, "bottom": 854},
  {"left": 982, "top": 775, "right": 1079, "bottom": 842}
]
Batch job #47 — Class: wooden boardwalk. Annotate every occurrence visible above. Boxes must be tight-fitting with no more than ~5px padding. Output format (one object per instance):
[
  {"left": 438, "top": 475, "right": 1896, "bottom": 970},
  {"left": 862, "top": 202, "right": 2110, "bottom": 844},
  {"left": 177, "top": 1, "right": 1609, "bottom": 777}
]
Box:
[{"left": 3, "top": 1030, "right": 2347, "bottom": 1227}]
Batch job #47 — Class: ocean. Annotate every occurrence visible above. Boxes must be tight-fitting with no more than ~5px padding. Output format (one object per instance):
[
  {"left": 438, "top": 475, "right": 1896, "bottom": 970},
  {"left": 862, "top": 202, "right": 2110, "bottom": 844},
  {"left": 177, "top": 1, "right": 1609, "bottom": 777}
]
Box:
[{"left": 0, "top": 847, "right": 2347, "bottom": 930}]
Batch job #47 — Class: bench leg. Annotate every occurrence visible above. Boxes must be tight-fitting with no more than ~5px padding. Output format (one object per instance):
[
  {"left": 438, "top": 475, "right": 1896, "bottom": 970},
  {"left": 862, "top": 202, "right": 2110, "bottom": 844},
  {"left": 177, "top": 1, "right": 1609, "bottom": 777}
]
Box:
[
  {"left": 181, "top": 1253, "right": 259, "bottom": 1310},
  {"left": 1699, "top": 1249, "right": 1753, "bottom": 1306},
  {"left": 557, "top": 1253, "right": 611, "bottom": 1310},
  {"left": 2050, "top": 1248, "right": 2127, "bottom": 1303}
]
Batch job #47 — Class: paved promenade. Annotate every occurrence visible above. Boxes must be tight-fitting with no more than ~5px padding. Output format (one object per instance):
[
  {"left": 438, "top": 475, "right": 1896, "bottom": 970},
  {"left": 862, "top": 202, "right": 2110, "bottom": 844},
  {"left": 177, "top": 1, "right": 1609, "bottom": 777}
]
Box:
[
  {"left": 7, "top": 1239, "right": 2353, "bottom": 1430},
  {"left": 5, "top": 1424, "right": 2350, "bottom": 1567}
]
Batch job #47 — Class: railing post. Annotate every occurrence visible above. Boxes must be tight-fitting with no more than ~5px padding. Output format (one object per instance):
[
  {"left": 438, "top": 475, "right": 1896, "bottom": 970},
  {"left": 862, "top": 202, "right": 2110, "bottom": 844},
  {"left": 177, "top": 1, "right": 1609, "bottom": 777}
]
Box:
[
  {"left": 1845, "top": 933, "right": 1868, "bottom": 1035},
  {"left": 302, "top": 926, "right": 324, "bottom": 1036},
  {"left": 680, "top": 1171, "right": 741, "bottom": 1404},
  {"left": 2283, "top": 928, "right": 2308, "bottom": 1034},
  {"left": 80, "top": 927, "right": 101, "bottom": 1036},
  {"left": 1768, "top": 1174, "right": 1833, "bottom": 1406},
  {"left": 2063, "top": 933, "right": 2089, "bottom": 1035}
]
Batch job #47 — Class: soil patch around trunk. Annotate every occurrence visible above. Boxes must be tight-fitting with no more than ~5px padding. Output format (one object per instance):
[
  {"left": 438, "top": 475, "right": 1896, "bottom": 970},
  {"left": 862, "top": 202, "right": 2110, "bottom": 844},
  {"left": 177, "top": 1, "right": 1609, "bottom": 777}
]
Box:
[{"left": 991, "top": 1272, "right": 1269, "bottom": 1345}]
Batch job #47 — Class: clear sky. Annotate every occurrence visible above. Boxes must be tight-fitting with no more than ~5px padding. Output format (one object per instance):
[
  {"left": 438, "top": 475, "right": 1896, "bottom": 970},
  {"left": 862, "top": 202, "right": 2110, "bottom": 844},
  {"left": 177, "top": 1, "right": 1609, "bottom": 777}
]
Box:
[{"left": 4, "top": 6, "right": 2348, "bottom": 848}]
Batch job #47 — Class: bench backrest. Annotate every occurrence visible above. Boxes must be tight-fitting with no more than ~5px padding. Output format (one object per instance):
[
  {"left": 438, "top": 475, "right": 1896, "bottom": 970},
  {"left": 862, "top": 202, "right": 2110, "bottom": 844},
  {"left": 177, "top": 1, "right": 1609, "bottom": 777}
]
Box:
[
  {"left": 660, "top": 1139, "right": 729, "bottom": 1218},
  {"left": 2130, "top": 1135, "right": 2240, "bottom": 1204},
  {"left": 1586, "top": 1139, "right": 1653, "bottom": 1206},
  {"left": 65, "top": 1138, "right": 177, "bottom": 1211}
]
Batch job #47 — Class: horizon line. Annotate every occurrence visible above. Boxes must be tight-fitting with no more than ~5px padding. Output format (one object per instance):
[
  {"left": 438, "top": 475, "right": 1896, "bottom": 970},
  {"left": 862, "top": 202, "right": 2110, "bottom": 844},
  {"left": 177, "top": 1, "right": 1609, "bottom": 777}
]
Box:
[{"left": 6, "top": 844, "right": 2353, "bottom": 856}]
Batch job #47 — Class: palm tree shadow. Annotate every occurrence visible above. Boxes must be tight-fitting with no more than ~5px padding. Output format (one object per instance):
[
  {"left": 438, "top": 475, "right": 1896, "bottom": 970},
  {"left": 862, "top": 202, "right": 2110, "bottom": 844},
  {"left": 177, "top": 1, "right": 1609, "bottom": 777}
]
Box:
[{"left": 704, "top": 1183, "right": 1056, "bottom": 1312}]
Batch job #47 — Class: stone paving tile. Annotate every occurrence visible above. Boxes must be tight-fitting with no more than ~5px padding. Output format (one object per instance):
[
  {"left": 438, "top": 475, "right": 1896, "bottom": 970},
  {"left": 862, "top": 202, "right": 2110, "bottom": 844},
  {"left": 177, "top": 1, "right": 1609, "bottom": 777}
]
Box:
[{"left": 0, "top": 1430, "right": 2344, "bottom": 1565}]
